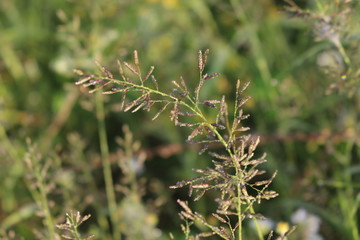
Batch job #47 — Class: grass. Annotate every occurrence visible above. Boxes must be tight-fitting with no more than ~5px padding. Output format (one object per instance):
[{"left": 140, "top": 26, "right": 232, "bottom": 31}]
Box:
[
  {"left": 73, "top": 49, "right": 282, "bottom": 239},
  {"left": 0, "top": 0, "right": 359, "bottom": 239}
]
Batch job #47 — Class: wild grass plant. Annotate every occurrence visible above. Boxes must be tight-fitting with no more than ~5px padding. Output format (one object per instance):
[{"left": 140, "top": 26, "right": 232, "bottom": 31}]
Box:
[
  {"left": 73, "top": 50, "right": 293, "bottom": 239},
  {"left": 56, "top": 211, "right": 94, "bottom": 240},
  {"left": 0, "top": 0, "right": 359, "bottom": 239},
  {"left": 282, "top": 2, "right": 360, "bottom": 240}
]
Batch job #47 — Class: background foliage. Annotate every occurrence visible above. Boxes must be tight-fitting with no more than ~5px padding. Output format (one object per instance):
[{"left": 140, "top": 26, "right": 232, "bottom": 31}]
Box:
[{"left": 0, "top": 0, "right": 359, "bottom": 239}]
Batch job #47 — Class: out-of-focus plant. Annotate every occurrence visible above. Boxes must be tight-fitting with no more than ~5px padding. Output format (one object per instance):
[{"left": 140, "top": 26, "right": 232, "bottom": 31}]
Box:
[
  {"left": 23, "top": 140, "right": 58, "bottom": 240},
  {"left": 285, "top": 0, "right": 360, "bottom": 96},
  {"left": 283, "top": 2, "right": 360, "bottom": 240},
  {"left": 56, "top": 210, "right": 94, "bottom": 240},
  {"left": 115, "top": 125, "right": 162, "bottom": 240}
]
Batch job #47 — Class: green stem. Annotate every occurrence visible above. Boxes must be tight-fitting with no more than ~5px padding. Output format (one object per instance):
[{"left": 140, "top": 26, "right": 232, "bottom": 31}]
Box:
[
  {"left": 237, "top": 183, "right": 242, "bottom": 240},
  {"left": 110, "top": 77, "right": 205, "bottom": 122},
  {"left": 229, "top": 0, "right": 272, "bottom": 85},
  {"left": 35, "top": 170, "right": 56, "bottom": 240},
  {"left": 69, "top": 219, "right": 81, "bottom": 240},
  {"left": 314, "top": 0, "right": 325, "bottom": 13},
  {"left": 336, "top": 142, "right": 359, "bottom": 240},
  {"left": 95, "top": 92, "right": 121, "bottom": 240},
  {"left": 335, "top": 41, "right": 351, "bottom": 70}
]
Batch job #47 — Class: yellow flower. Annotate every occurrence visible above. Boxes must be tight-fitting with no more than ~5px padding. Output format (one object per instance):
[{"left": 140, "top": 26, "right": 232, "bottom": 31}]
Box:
[
  {"left": 147, "top": 0, "right": 160, "bottom": 3},
  {"left": 276, "top": 221, "right": 290, "bottom": 236},
  {"left": 162, "top": 0, "right": 179, "bottom": 9}
]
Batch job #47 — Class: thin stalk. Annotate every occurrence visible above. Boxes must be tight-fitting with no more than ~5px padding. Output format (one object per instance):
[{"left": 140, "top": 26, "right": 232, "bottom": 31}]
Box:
[
  {"left": 68, "top": 218, "right": 81, "bottom": 240},
  {"left": 335, "top": 41, "right": 351, "bottom": 69},
  {"left": 314, "top": 0, "right": 325, "bottom": 13},
  {"left": 229, "top": 0, "right": 271, "bottom": 81},
  {"left": 35, "top": 172, "right": 56, "bottom": 240},
  {"left": 124, "top": 127, "right": 138, "bottom": 194},
  {"left": 24, "top": 143, "right": 56, "bottom": 239},
  {"left": 237, "top": 183, "right": 242, "bottom": 240},
  {"left": 0, "top": 125, "right": 23, "bottom": 212},
  {"left": 95, "top": 92, "right": 121, "bottom": 240},
  {"left": 337, "top": 142, "right": 359, "bottom": 240},
  {"left": 105, "top": 77, "right": 204, "bottom": 123},
  {"left": 228, "top": 3, "right": 272, "bottom": 238},
  {"left": 110, "top": 77, "right": 178, "bottom": 100},
  {"left": 73, "top": 145, "right": 110, "bottom": 235}
]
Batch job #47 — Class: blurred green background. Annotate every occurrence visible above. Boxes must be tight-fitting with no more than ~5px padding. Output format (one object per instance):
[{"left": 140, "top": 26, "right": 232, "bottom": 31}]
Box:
[{"left": 0, "top": 0, "right": 359, "bottom": 239}]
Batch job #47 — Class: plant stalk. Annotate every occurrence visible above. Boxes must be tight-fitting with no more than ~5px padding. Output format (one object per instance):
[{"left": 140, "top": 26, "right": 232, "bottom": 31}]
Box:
[{"left": 95, "top": 92, "right": 121, "bottom": 240}]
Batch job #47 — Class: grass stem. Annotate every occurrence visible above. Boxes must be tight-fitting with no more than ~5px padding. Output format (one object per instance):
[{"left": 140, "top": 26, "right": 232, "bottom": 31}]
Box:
[
  {"left": 36, "top": 174, "right": 56, "bottom": 240},
  {"left": 95, "top": 92, "right": 121, "bottom": 240}
]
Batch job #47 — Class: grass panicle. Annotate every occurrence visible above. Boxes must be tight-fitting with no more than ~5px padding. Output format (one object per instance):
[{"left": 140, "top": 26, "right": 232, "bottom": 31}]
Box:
[
  {"left": 56, "top": 210, "right": 94, "bottom": 240},
  {"left": 74, "top": 50, "right": 280, "bottom": 239}
]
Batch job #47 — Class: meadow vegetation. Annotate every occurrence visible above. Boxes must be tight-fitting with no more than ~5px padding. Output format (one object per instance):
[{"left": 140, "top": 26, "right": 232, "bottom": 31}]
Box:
[{"left": 0, "top": 0, "right": 359, "bottom": 239}]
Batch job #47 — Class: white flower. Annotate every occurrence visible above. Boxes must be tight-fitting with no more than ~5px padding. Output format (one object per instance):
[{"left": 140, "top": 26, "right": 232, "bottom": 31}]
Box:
[
  {"left": 291, "top": 208, "right": 323, "bottom": 240},
  {"left": 249, "top": 218, "right": 275, "bottom": 235}
]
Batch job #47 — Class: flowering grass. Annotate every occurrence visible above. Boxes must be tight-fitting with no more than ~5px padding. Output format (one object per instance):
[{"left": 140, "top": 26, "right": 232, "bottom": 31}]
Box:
[{"left": 0, "top": 0, "right": 359, "bottom": 239}]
